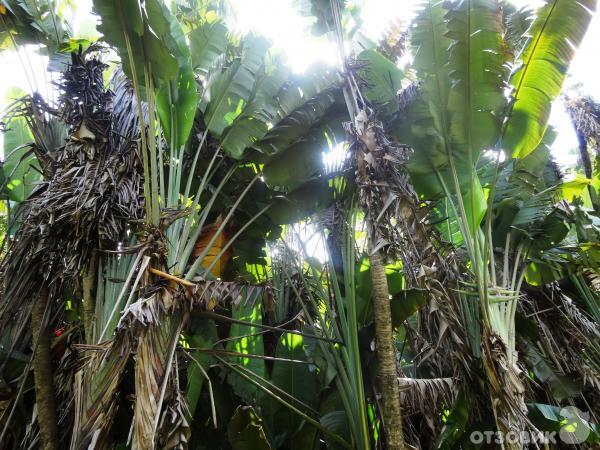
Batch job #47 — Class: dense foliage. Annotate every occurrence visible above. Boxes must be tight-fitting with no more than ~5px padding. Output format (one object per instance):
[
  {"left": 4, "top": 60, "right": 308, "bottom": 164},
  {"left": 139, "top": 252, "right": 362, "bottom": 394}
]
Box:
[{"left": 0, "top": 0, "right": 599, "bottom": 449}]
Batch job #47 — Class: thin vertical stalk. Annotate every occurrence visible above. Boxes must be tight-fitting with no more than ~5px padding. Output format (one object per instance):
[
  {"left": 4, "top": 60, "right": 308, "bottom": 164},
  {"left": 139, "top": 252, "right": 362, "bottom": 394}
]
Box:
[
  {"left": 143, "top": 64, "right": 160, "bottom": 225},
  {"left": 120, "top": 22, "right": 151, "bottom": 223}
]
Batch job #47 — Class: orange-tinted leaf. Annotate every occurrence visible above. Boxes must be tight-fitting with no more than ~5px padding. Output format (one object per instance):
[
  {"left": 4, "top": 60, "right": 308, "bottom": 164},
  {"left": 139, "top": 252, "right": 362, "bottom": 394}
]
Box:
[{"left": 193, "top": 216, "right": 234, "bottom": 278}]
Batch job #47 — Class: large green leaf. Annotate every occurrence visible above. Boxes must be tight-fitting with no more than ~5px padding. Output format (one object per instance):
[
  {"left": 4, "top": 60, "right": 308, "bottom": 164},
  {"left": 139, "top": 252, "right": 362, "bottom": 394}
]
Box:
[
  {"left": 390, "top": 288, "right": 428, "bottom": 329},
  {"left": 92, "top": 0, "right": 178, "bottom": 88},
  {"left": 527, "top": 403, "right": 599, "bottom": 444},
  {"left": 260, "top": 333, "right": 317, "bottom": 442},
  {"left": 151, "top": 0, "right": 198, "bottom": 150},
  {"left": 263, "top": 114, "right": 346, "bottom": 189},
  {"left": 228, "top": 405, "right": 272, "bottom": 450},
  {"left": 254, "top": 90, "right": 341, "bottom": 159},
  {"left": 445, "top": 0, "right": 507, "bottom": 163},
  {"left": 356, "top": 49, "right": 404, "bottom": 118},
  {"left": 268, "top": 174, "right": 348, "bottom": 225},
  {"left": 221, "top": 58, "right": 289, "bottom": 159},
  {"left": 186, "top": 318, "right": 219, "bottom": 418},
  {"left": 273, "top": 65, "right": 341, "bottom": 122},
  {"left": 1, "top": 99, "right": 40, "bottom": 202},
  {"left": 403, "top": 1, "right": 497, "bottom": 234},
  {"left": 401, "top": 0, "right": 452, "bottom": 184},
  {"left": 504, "top": 0, "right": 597, "bottom": 158},
  {"left": 0, "top": 0, "right": 71, "bottom": 49},
  {"left": 200, "top": 35, "right": 270, "bottom": 136},
  {"left": 189, "top": 20, "right": 229, "bottom": 74},
  {"left": 436, "top": 390, "right": 469, "bottom": 450},
  {"left": 226, "top": 300, "right": 266, "bottom": 403}
]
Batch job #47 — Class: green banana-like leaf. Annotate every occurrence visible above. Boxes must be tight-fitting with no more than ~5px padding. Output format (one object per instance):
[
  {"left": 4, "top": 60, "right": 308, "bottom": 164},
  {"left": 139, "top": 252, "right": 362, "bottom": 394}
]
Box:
[
  {"left": 263, "top": 114, "right": 346, "bottom": 189},
  {"left": 527, "top": 403, "right": 599, "bottom": 443},
  {"left": 502, "top": 2, "right": 534, "bottom": 55},
  {"left": 402, "top": 0, "right": 452, "bottom": 182},
  {"left": 0, "top": 0, "right": 71, "bottom": 49},
  {"left": 356, "top": 49, "right": 404, "bottom": 118},
  {"left": 273, "top": 64, "right": 341, "bottom": 121},
  {"left": 1, "top": 93, "right": 40, "bottom": 203},
  {"left": 93, "top": 0, "right": 178, "bottom": 87},
  {"left": 435, "top": 390, "right": 469, "bottom": 450},
  {"left": 151, "top": 0, "right": 198, "bottom": 150},
  {"left": 268, "top": 174, "right": 349, "bottom": 225},
  {"left": 259, "top": 333, "right": 318, "bottom": 441},
  {"left": 190, "top": 20, "right": 229, "bottom": 74},
  {"left": 221, "top": 57, "right": 289, "bottom": 159},
  {"left": 445, "top": 0, "right": 506, "bottom": 232},
  {"left": 446, "top": 0, "right": 507, "bottom": 164},
  {"left": 200, "top": 35, "right": 270, "bottom": 137},
  {"left": 403, "top": 0, "right": 508, "bottom": 236},
  {"left": 390, "top": 288, "right": 428, "bottom": 329},
  {"left": 225, "top": 301, "right": 266, "bottom": 404},
  {"left": 255, "top": 90, "right": 340, "bottom": 158},
  {"left": 227, "top": 405, "right": 272, "bottom": 450},
  {"left": 504, "top": 0, "right": 597, "bottom": 158}
]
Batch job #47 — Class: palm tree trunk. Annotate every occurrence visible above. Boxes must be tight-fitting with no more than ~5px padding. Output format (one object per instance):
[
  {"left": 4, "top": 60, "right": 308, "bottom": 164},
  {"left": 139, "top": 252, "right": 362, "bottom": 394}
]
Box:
[
  {"left": 368, "top": 248, "right": 406, "bottom": 450},
  {"left": 576, "top": 129, "right": 593, "bottom": 179},
  {"left": 355, "top": 130, "right": 406, "bottom": 449},
  {"left": 31, "top": 287, "right": 58, "bottom": 450}
]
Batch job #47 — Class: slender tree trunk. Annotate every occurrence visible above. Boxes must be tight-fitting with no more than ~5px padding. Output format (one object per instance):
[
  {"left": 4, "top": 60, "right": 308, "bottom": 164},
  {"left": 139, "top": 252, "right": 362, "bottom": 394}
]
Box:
[
  {"left": 576, "top": 129, "right": 593, "bottom": 179},
  {"left": 369, "top": 248, "right": 406, "bottom": 450},
  {"left": 31, "top": 287, "right": 58, "bottom": 450},
  {"left": 355, "top": 130, "right": 406, "bottom": 449},
  {"left": 82, "top": 251, "right": 98, "bottom": 343}
]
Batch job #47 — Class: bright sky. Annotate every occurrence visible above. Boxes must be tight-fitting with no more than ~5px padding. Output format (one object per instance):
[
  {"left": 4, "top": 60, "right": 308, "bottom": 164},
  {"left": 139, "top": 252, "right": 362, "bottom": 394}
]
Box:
[{"left": 1, "top": 0, "right": 599, "bottom": 170}]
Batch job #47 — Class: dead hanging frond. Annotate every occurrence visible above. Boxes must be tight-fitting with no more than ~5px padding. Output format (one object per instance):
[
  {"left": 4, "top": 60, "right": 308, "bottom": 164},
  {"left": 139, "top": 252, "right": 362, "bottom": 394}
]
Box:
[
  {"left": 110, "top": 69, "right": 150, "bottom": 155},
  {"left": 398, "top": 377, "right": 457, "bottom": 430},
  {"left": 585, "top": 268, "right": 600, "bottom": 293},
  {"left": 560, "top": 293, "right": 600, "bottom": 340},
  {"left": 69, "top": 274, "right": 263, "bottom": 450},
  {"left": 342, "top": 84, "right": 475, "bottom": 446},
  {"left": 132, "top": 303, "right": 182, "bottom": 450},
  {"left": 346, "top": 109, "right": 414, "bottom": 261},
  {"left": 564, "top": 95, "right": 600, "bottom": 147},
  {"left": 0, "top": 48, "right": 145, "bottom": 330},
  {"left": 481, "top": 329, "right": 528, "bottom": 437},
  {"left": 147, "top": 267, "right": 264, "bottom": 311},
  {"left": 397, "top": 82, "right": 421, "bottom": 112},
  {"left": 1, "top": 50, "right": 145, "bottom": 449},
  {"left": 156, "top": 372, "right": 191, "bottom": 450},
  {"left": 519, "top": 284, "right": 600, "bottom": 394},
  {"left": 125, "top": 280, "right": 262, "bottom": 449},
  {"left": 70, "top": 333, "right": 134, "bottom": 450}
]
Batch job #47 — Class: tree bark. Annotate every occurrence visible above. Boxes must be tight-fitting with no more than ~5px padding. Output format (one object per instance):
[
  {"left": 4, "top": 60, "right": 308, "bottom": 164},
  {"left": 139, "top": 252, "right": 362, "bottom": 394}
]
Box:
[
  {"left": 369, "top": 249, "right": 406, "bottom": 450},
  {"left": 31, "top": 287, "right": 58, "bottom": 450},
  {"left": 82, "top": 251, "right": 98, "bottom": 343},
  {"left": 576, "top": 129, "right": 593, "bottom": 179},
  {"left": 355, "top": 124, "right": 406, "bottom": 449}
]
